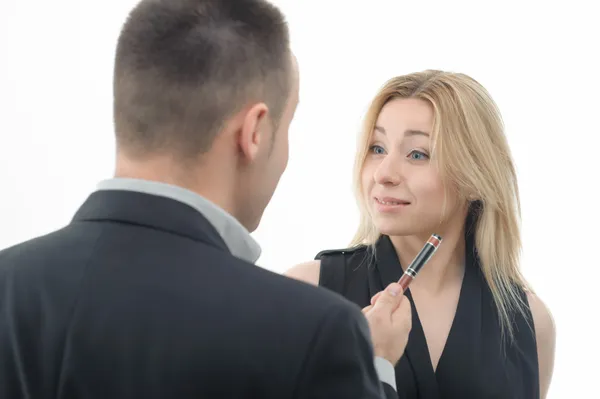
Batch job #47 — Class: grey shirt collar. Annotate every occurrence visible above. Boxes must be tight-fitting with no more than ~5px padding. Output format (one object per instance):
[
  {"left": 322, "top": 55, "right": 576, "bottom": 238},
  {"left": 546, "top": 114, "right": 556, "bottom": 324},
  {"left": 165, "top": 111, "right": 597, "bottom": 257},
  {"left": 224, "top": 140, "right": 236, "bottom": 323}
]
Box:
[{"left": 95, "top": 178, "right": 262, "bottom": 263}]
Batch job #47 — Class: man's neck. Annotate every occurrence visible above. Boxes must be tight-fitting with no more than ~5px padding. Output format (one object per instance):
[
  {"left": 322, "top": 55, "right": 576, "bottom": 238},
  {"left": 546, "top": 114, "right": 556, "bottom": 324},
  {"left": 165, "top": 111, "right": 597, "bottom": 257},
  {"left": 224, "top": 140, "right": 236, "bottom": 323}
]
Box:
[{"left": 114, "top": 155, "right": 238, "bottom": 220}]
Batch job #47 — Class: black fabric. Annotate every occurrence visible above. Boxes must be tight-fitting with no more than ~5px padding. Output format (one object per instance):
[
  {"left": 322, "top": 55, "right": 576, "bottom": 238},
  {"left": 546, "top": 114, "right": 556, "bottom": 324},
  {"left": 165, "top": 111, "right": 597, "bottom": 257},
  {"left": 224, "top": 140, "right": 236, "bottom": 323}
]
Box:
[
  {"left": 316, "top": 235, "right": 540, "bottom": 399},
  {"left": 0, "top": 189, "right": 396, "bottom": 399}
]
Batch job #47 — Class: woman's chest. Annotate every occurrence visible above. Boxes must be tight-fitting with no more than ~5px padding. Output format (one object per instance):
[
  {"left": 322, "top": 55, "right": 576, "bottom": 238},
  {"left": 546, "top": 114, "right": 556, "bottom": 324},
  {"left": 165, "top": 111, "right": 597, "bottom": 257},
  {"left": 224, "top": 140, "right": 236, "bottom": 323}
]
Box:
[
  {"left": 409, "top": 286, "right": 462, "bottom": 372},
  {"left": 393, "top": 330, "right": 533, "bottom": 399},
  {"left": 343, "top": 266, "right": 536, "bottom": 398}
]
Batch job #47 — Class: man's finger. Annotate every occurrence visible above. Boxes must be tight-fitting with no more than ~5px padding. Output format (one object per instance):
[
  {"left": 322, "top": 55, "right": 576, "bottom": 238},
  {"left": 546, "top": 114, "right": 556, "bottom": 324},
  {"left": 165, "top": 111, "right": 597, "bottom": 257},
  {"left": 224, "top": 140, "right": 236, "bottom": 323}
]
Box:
[
  {"left": 362, "top": 304, "right": 373, "bottom": 314},
  {"left": 372, "top": 282, "right": 403, "bottom": 311},
  {"left": 391, "top": 295, "right": 412, "bottom": 331},
  {"left": 370, "top": 291, "right": 382, "bottom": 305}
]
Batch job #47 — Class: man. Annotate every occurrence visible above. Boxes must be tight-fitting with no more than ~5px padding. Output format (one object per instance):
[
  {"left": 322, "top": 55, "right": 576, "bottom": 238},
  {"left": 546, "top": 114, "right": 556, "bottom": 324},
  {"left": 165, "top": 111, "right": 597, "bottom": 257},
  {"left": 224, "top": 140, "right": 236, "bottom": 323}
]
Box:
[{"left": 0, "top": 0, "right": 411, "bottom": 398}]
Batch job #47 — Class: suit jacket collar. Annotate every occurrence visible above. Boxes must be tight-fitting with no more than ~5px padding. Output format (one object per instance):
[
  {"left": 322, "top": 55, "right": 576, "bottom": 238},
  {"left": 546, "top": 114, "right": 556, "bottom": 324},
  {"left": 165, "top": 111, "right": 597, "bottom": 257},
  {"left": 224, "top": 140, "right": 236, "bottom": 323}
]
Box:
[
  {"left": 88, "top": 178, "right": 261, "bottom": 263},
  {"left": 72, "top": 188, "right": 236, "bottom": 261}
]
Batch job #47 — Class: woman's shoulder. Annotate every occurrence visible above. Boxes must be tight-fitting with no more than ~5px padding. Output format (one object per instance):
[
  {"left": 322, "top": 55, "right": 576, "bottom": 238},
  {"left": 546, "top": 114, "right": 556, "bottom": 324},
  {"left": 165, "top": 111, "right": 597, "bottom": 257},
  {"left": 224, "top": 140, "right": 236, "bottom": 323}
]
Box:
[
  {"left": 283, "top": 244, "right": 369, "bottom": 286},
  {"left": 314, "top": 244, "right": 369, "bottom": 260},
  {"left": 284, "top": 259, "right": 321, "bottom": 285},
  {"left": 525, "top": 290, "right": 556, "bottom": 398}
]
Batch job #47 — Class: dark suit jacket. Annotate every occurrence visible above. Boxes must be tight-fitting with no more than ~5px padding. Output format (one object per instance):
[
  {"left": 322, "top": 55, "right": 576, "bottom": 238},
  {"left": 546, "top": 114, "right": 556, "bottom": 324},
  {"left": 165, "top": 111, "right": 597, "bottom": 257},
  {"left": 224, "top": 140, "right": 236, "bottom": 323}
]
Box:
[{"left": 0, "top": 189, "right": 396, "bottom": 398}]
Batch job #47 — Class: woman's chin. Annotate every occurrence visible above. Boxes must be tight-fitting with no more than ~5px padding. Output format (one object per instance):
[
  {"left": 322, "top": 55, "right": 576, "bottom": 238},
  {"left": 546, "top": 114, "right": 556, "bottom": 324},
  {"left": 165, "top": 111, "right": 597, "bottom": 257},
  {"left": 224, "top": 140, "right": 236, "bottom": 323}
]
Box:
[
  {"left": 374, "top": 222, "right": 415, "bottom": 237},
  {"left": 374, "top": 219, "right": 435, "bottom": 238}
]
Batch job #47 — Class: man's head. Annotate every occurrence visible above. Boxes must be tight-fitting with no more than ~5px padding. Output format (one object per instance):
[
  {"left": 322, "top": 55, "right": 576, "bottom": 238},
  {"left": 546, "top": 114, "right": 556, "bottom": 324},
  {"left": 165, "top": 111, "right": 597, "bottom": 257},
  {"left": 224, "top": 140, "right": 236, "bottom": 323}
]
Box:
[{"left": 113, "top": 0, "right": 299, "bottom": 231}]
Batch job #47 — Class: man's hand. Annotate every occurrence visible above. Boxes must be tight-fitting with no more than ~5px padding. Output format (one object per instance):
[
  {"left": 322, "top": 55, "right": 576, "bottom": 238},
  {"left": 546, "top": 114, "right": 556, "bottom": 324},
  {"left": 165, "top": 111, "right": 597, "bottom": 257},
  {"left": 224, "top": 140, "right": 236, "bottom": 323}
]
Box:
[{"left": 362, "top": 282, "right": 412, "bottom": 366}]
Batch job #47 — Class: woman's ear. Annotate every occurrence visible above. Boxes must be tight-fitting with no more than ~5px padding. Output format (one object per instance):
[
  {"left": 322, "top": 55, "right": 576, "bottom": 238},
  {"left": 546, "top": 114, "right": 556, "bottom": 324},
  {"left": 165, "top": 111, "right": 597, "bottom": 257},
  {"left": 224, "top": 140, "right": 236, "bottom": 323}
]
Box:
[{"left": 467, "top": 193, "right": 481, "bottom": 202}]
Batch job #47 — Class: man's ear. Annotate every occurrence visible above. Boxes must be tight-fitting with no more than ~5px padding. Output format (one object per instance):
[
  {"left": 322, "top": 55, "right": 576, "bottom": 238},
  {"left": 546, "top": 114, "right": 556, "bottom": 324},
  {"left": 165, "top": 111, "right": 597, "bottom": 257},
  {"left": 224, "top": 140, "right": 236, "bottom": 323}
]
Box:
[{"left": 237, "top": 102, "right": 270, "bottom": 162}]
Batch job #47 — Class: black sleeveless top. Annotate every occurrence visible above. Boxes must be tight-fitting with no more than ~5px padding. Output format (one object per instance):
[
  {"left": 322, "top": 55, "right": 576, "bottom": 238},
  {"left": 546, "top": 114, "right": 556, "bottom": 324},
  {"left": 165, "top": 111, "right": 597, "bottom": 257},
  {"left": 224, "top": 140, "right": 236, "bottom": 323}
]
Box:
[{"left": 316, "top": 235, "right": 539, "bottom": 399}]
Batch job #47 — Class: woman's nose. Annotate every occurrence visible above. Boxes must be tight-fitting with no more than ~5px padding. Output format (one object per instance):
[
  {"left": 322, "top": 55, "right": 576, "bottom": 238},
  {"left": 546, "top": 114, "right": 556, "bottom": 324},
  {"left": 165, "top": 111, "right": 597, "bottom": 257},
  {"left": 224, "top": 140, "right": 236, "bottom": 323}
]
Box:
[{"left": 373, "top": 155, "right": 402, "bottom": 186}]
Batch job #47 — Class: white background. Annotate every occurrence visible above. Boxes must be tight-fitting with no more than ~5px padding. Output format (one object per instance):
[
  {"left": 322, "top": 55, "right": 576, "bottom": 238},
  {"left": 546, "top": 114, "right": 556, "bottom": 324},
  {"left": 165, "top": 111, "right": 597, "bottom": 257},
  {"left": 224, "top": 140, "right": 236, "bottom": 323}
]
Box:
[{"left": 1, "top": 0, "right": 599, "bottom": 397}]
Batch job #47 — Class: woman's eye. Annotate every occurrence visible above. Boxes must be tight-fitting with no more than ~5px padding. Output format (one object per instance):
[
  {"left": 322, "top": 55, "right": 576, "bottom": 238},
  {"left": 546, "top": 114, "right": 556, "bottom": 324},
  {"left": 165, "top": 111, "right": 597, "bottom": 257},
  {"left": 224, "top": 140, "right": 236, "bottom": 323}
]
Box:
[
  {"left": 408, "top": 150, "right": 429, "bottom": 160},
  {"left": 369, "top": 145, "right": 385, "bottom": 155}
]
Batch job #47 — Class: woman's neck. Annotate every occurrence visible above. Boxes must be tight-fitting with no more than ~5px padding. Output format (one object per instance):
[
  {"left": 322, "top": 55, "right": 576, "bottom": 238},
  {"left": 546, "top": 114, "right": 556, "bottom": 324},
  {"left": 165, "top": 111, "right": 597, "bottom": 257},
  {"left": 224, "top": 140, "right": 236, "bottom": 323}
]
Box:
[{"left": 390, "top": 229, "right": 466, "bottom": 294}]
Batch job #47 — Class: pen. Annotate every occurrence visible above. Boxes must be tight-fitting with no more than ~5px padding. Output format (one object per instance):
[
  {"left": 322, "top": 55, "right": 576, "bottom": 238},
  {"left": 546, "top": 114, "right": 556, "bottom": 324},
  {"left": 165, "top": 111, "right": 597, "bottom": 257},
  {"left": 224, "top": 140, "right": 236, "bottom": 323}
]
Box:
[{"left": 398, "top": 234, "right": 443, "bottom": 292}]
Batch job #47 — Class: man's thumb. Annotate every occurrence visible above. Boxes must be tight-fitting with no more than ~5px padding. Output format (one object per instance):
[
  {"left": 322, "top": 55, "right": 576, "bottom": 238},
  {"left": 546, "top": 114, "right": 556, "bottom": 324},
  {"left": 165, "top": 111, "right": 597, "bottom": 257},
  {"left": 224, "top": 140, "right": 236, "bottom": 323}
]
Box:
[{"left": 373, "top": 282, "right": 402, "bottom": 307}]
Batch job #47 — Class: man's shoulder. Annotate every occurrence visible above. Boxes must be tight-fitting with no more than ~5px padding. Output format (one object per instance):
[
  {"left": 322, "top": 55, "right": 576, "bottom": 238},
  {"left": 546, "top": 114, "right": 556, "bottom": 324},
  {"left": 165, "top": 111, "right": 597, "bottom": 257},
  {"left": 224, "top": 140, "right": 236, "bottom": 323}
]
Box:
[
  {"left": 0, "top": 227, "right": 70, "bottom": 271},
  {"left": 232, "top": 255, "right": 362, "bottom": 316}
]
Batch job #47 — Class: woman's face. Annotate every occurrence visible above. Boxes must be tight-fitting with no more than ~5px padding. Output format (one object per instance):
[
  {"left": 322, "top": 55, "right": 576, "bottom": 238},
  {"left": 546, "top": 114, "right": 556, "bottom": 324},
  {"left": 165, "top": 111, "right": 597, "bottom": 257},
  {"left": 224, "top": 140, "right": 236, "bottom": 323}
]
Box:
[{"left": 361, "top": 98, "right": 464, "bottom": 238}]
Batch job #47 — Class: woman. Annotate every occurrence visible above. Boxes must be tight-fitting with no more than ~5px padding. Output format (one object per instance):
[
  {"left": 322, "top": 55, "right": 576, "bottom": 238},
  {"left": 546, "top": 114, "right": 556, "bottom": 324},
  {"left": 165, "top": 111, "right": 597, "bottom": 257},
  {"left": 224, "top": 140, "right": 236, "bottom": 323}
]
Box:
[{"left": 285, "top": 70, "right": 555, "bottom": 398}]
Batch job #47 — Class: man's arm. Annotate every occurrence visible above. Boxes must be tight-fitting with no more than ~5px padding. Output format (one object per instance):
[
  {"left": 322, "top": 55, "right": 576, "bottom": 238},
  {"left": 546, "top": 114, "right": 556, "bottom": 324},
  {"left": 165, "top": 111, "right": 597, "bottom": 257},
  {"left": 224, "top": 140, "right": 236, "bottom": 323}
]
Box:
[{"left": 293, "top": 302, "right": 398, "bottom": 399}]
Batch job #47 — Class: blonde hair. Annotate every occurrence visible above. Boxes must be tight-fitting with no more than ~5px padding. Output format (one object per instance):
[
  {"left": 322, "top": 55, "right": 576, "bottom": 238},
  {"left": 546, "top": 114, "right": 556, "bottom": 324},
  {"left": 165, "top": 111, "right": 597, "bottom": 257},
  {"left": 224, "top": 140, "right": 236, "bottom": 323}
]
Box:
[{"left": 351, "top": 70, "right": 531, "bottom": 341}]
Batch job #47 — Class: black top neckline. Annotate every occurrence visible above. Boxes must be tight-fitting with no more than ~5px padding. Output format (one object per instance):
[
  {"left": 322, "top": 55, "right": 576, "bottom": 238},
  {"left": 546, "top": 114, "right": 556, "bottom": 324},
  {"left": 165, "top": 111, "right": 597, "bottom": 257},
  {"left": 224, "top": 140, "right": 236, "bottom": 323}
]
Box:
[
  {"left": 316, "top": 230, "right": 540, "bottom": 398},
  {"left": 369, "top": 235, "right": 483, "bottom": 397}
]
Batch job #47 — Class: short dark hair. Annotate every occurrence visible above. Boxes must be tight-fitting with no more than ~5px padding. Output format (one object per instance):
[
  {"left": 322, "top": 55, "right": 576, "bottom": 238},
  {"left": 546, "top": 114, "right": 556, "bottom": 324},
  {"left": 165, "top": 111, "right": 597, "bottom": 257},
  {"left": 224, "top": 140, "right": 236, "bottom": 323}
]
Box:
[{"left": 113, "top": 0, "right": 291, "bottom": 159}]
